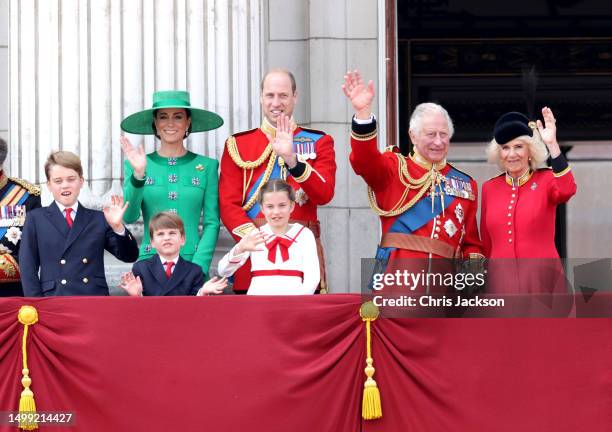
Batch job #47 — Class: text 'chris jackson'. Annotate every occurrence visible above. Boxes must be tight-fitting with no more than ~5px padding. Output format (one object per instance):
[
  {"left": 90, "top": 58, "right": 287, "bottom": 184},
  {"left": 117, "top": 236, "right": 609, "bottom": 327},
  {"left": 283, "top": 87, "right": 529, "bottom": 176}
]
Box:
[{"left": 372, "top": 295, "right": 505, "bottom": 308}]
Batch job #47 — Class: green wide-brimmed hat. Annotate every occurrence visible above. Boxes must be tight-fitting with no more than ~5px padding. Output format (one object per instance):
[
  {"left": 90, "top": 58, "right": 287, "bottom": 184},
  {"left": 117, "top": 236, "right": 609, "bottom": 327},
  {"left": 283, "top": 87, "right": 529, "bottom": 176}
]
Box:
[{"left": 120, "top": 90, "right": 224, "bottom": 135}]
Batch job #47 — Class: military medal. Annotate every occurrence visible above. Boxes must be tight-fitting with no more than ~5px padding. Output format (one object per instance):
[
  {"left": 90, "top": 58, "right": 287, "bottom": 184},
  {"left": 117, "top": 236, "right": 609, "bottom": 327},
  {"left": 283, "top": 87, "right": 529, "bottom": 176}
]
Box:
[
  {"left": 308, "top": 141, "right": 316, "bottom": 159},
  {"left": 531, "top": 182, "right": 537, "bottom": 190}
]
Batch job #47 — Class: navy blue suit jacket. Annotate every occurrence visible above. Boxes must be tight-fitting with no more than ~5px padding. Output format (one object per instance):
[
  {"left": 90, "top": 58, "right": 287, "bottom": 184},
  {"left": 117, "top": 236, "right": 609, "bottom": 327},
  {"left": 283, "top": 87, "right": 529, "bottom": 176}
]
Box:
[
  {"left": 19, "top": 202, "right": 139, "bottom": 296},
  {"left": 133, "top": 256, "right": 204, "bottom": 296}
]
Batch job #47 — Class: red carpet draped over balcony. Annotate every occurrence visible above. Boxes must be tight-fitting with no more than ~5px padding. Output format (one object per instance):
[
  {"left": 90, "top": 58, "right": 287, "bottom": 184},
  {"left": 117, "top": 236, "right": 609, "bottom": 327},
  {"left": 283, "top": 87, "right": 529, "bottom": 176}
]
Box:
[{"left": 0, "top": 295, "right": 610, "bottom": 432}]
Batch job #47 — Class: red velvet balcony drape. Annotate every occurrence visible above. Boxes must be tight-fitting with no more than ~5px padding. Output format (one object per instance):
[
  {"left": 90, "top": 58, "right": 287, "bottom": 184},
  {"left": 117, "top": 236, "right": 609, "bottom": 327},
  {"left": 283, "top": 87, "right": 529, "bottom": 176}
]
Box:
[{"left": 0, "top": 295, "right": 610, "bottom": 432}]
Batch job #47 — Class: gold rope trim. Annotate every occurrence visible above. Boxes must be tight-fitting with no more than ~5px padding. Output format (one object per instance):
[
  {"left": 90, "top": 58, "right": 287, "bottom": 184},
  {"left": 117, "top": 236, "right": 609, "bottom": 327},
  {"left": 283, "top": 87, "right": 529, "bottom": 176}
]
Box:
[
  {"left": 226, "top": 136, "right": 273, "bottom": 170},
  {"left": 17, "top": 305, "right": 39, "bottom": 430},
  {"left": 360, "top": 301, "right": 382, "bottom": 420},
  {"left": 242, "top": 153, "right": 278, "bottom": 212},
  {"left": 367, "top": 153, "right": 439, "bottom": 217}
]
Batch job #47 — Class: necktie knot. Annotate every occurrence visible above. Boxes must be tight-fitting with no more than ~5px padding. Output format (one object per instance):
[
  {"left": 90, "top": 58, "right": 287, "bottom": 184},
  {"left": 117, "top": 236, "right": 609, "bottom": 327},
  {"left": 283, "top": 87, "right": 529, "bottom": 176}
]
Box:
[
  {"left": 65, "top": 208, "right": 74, "bottom": 228},
  {"left": 164, "top": 261, "right": 175, "bottom": 279}
]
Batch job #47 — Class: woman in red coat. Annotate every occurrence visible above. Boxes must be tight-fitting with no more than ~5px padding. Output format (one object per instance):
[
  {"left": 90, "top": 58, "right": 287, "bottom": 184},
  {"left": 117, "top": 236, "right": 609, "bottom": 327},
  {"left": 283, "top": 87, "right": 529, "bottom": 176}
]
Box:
[{"left": 480, "top": 107, "right": 577, "bottom": 295}]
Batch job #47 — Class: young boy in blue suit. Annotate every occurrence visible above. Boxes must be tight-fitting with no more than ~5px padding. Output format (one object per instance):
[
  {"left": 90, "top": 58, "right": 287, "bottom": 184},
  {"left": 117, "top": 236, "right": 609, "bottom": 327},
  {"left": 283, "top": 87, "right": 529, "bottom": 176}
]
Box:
[
  {"left": 20, "top": 151, "right": 139, "bottom": 296},
  {"left": 120, "top": 211, "right": 227, "bottom": 296}
]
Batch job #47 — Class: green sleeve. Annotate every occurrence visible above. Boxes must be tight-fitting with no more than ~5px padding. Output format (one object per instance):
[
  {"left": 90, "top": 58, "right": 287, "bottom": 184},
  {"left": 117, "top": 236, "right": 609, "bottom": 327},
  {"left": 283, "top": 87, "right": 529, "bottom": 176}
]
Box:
[
  {"left": 122, "top": 159, "right": 145, "bottom": 224},
  {"left": 191, "top": 159, "right": 220, "bottom": 278}
]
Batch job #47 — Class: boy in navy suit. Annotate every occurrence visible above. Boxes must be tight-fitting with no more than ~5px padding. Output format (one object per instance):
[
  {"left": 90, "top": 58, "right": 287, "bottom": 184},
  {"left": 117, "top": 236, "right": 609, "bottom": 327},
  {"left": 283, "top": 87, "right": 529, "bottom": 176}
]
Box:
[
  {"left": 120, "top": 212, "right": 227, "bottom": 296},
  {"left": 20, "top": 151, "right": 139, "bottom": 296}
]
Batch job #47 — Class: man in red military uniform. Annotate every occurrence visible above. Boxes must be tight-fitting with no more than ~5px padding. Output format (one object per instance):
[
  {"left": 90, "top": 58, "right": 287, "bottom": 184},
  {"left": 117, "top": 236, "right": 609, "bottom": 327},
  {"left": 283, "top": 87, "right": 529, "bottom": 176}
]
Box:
[
  {"left": 343, "top": 70, "right": 483, "bottom": 293},
  {"left": 219, "top": 69, "right": 336, "bottom": 293}
]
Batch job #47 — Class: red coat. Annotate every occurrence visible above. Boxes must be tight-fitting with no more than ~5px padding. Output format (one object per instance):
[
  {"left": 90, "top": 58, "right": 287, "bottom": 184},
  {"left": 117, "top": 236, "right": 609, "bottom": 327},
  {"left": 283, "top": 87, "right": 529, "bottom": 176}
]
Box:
[
  {"left": 480, "top": 167, "right": 577, "bottom": 259},
  {"left": 219, "top": 125, "right": 336, "bottom": 292},
  {"left": 349, "top": 121, "right": 483, "bottom": 262}
]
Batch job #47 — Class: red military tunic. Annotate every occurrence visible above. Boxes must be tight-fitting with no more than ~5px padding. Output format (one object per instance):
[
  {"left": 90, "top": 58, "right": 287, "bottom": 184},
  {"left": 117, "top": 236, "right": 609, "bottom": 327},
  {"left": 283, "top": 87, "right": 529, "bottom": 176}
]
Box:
[
  {"left": 219, "top": 118, "right": 336, "bottom": 292},
  {"left": 479, "top": 158, "right": 576, "bottom": 295},
  {"left": 349, "top": 117, "right": 483, "bottom": 263},
  {"left": 480, "top": 161, "right": 577, "bottom": 259}
]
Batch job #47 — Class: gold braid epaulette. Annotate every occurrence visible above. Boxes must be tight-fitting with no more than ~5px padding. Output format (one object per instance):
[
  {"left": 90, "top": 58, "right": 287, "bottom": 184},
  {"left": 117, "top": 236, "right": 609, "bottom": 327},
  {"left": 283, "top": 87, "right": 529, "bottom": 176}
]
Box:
[
  {"left": 226, "top": 135, "right": 273, "bottom": 169},
  {"left": 9, "top": 178, "right": 41, "bottom": 196},
  {"left": 242, "top": 152, "right": 278, "bottom": 212},
  {"left": 367, "top": 154, "right": 434, "bottom": 217}
]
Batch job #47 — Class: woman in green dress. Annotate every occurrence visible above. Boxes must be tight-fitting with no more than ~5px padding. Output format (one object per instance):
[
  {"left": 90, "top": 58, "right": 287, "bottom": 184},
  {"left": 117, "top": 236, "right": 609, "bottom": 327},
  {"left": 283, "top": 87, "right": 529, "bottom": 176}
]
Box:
[{"left": 120, "top": 90, "right": 223, "bottom": 278}]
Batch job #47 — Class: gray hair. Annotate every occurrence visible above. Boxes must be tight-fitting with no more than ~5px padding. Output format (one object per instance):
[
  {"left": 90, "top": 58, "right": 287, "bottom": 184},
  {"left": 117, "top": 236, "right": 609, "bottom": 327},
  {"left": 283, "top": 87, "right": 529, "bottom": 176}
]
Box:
[
  {"left": 486, "top": 133, "right": 549, "bottom": 172},
  {"left": 0, "top": 138, "right": 7, "bottom": 166},
  {"left": 409, "top": 102, "right": 454, "bottom": 139}
]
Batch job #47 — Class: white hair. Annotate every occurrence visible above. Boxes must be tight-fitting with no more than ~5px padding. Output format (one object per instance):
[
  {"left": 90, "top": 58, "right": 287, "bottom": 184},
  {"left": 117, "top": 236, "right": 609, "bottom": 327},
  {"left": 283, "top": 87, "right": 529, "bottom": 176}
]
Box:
[
  {"left": 409, "top": 102, "right": 454, "bottom": 139},
  {"left": 486, "top": 132, "right": 549, "bottom": 172}
]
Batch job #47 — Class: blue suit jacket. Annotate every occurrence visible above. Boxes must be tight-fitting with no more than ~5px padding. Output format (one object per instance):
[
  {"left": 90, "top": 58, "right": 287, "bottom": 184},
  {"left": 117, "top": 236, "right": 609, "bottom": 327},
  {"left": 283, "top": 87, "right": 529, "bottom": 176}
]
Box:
[
  {"left": 133, "top": 256, "right": 204, "bottom": 296},
  {"left": 19, "top": 202, "right": 139, "bottom": 296}
]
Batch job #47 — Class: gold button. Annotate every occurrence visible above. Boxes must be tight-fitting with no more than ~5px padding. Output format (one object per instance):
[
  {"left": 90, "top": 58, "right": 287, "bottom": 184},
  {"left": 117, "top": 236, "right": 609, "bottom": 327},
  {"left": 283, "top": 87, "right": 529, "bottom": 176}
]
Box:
[
  {"left": 82, "top": 258, "right": 88, "bottom": 264},
  {"left": 512, "top": 194, "right": 516, "bottom": 198},
  {"left": 60, "top": 259, "right": 66, "bottom": 265},
  {"left": 508, "top": 230, "right": 512, "bottom": 234},
  {"left": 508, "top": 222, "right": 511, "bottom": 226},
  {"left": 507, "top": 213, "right": 511, "bottom": 217},
  {"left": 83, "top": 277, "right": 89, "bottom": 283},
  {"left": 61, "top": 279, "right": 67, "bottom": 285},
  {"left": 433, "top": 234, "right": 439, "bottom": 239},
  {"left": 435, "top": 227, "right": 440, "bottom": 232},
  {"left": 508, "top": 239, "right": 512, "bottom": 243},
  {"left": 510, "top": 200, "right": 514, "bottom": 204},
  {"left": 508, "top": 206, "right": 512, "bottom": 210}
]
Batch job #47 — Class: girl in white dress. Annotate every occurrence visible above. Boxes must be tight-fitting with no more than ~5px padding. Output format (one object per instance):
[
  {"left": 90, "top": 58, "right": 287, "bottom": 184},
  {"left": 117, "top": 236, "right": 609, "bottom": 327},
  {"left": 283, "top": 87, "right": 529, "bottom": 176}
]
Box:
[{"left": 218, "top": 179, "right": 320, "bottom": 295}]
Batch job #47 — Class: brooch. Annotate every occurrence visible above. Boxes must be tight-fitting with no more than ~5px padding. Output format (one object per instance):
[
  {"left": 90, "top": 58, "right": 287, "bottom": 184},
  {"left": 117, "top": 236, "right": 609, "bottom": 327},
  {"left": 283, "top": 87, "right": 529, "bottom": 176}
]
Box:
[
  {"left": 195, "top": 164, "right": 205, "bottom": 171},
  {"left": 444, "top": 219, "right": 458, "bottom": 238},
  {"left": 295, "top": 188, "right": 308, "bottom": 206},
  {"left": 454, "top": 203, "right": 464, "bottom": 224}
]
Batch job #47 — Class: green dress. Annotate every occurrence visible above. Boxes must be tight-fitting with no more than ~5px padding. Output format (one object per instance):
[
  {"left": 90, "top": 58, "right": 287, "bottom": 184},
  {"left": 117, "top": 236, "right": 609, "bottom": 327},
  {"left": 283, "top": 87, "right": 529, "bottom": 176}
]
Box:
[{"left": 123, "top": 151, "right": 220, "bottom": 278}]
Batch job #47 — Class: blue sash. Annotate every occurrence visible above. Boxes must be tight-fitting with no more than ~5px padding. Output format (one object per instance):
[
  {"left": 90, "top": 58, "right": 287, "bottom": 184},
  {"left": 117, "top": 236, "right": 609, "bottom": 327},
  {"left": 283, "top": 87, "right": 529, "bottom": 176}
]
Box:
[
  {"left": 373, "top": 166, "right": 469, "bottom": 270},
  {"left": 244, "top": 130, "right": 325, "bottom": 219}
]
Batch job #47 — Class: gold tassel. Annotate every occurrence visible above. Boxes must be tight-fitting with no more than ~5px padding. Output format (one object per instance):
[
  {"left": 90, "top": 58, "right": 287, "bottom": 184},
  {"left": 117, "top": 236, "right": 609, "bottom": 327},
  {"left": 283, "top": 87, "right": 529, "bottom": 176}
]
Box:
[
  {"left": 360, "top": 302, "right": 382, "bottom": 420},
  {"left": 17, "top": 305, "right": 39, "bottom": 430}
]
